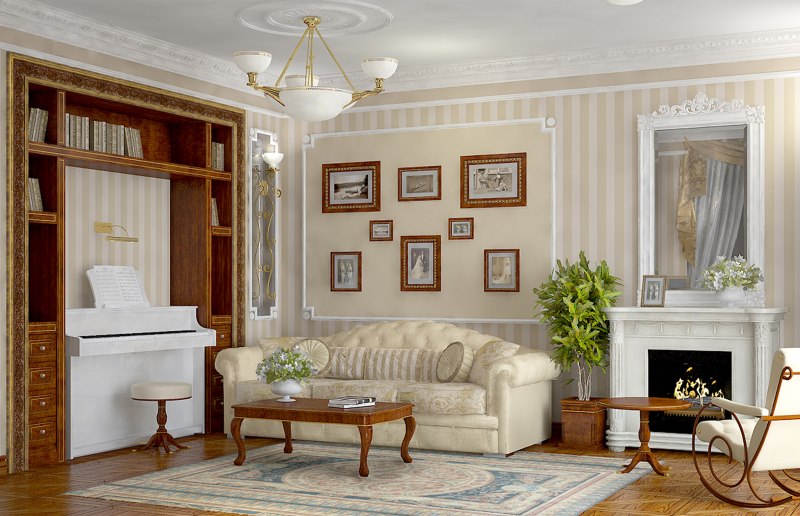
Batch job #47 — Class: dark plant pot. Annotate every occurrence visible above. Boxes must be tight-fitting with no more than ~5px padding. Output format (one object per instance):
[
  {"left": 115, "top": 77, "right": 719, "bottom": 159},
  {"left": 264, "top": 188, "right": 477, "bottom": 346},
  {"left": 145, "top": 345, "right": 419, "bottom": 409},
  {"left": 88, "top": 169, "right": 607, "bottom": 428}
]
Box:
[{"left": 560, "top": 397, "right": 607, "bottom": 449}]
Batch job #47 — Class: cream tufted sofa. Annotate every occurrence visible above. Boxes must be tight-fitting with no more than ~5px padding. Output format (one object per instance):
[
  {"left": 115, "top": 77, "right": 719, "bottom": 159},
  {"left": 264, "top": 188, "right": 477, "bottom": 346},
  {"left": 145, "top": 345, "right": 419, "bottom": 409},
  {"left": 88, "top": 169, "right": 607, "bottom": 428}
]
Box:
[{"left": 215, "top": 320, "right": 560, "bottom": 455}]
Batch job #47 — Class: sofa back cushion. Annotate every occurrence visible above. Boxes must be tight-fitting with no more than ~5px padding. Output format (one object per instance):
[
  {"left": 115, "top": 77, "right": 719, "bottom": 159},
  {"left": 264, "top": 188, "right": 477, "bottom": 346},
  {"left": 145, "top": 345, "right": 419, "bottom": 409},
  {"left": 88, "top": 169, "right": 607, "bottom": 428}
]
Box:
[
  {"left": 326, "top": 347, "right": 369, "bottom": 379},
  {"left": 363, "top": 348, "right": 441, "bottom": 382}
]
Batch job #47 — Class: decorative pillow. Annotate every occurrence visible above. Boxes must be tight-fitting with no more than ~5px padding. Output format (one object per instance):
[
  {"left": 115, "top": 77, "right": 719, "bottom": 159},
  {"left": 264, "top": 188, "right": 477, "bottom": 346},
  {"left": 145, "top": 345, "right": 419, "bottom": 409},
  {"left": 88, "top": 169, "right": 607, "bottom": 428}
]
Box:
[
  {"left": 468, "top": 340, "right": 520, "bottom": 387},
  {"left": 363, "top": 348, "right": 441, "bottom": 382},
  {"left": 436, "top": 342, "right": 475, "bottom": 383},
  {"left": 292, "top": 338, "right": 331, "bottom": 377},
  {"left": 257, "top": 337, "right": 304, "bottom": 358},
  {"left": 325, "top": 347, "right": 369, "bottom": 380}
]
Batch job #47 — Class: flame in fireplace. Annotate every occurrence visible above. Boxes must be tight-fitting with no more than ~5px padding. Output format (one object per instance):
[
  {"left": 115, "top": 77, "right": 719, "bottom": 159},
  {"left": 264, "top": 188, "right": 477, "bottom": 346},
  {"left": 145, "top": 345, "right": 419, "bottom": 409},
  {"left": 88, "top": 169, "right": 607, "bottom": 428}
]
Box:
[{"left": 673, "top": 373, "right": 724, "bottom": 401}]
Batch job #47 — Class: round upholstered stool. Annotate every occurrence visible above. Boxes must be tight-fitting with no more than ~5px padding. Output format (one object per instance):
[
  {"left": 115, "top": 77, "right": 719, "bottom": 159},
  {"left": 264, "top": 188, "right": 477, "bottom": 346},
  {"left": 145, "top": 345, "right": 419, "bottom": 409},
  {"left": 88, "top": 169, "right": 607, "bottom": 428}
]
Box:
[{"left": 131, "top": 381, "right": 192, "bottom": 453}]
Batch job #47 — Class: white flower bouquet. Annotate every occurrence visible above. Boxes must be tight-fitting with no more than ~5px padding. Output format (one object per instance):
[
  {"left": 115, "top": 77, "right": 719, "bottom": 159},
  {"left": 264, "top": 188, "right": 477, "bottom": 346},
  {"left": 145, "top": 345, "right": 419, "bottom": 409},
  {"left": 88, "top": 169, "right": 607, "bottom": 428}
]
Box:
[
  {"left": 256, "top": 346, "right": 317, "bottom": 384},
  {"left": 702, "top": 255, "right": 763, "bottom": 291}
]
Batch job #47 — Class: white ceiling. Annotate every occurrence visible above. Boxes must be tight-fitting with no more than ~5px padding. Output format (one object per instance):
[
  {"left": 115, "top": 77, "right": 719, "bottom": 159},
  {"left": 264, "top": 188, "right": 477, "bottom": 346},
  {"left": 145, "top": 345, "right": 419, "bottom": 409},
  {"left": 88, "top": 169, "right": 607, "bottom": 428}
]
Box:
[{"left": 4, "top": 0, "right": 800, "bottom": 93}]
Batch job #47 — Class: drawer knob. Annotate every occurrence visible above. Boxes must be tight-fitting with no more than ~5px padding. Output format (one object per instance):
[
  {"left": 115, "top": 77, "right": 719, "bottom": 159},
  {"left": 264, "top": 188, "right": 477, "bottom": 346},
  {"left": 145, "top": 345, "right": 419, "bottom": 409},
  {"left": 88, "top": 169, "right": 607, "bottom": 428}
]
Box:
[
  {"left": 39, "top": 429, "right": 46, "bottom": 435},
  {"left": 39, "top": 345, "right": 47, "bottom": 352},
  {"left": 39, "top": 400, "right": 47, "bottom": 407},
  {"left": 39, "top": 373, "right": 46, "bottom": 379},
  {"left": 220, "top": 334, "right": 225, "bottom": 339}
]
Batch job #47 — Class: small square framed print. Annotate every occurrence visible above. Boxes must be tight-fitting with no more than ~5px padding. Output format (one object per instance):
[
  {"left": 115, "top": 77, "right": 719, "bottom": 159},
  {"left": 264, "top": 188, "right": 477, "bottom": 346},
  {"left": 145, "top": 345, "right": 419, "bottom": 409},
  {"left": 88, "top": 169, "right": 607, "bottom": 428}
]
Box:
[
  {"left": 460, "top": 152, "right": 526, "bottom": 208},
  {"left": 398, "top": 166, "right": 441, "bottom": 201},
  {"left": 331, "top": 252, "right": 362, "bottom": 292},
  {"left": 641, "top": 275, "right": 667, "bottom": 307},
  {"left": 369, "top": 220, "right": 393, "bottom": 241},
  {"left": 400, "top": 235, "right": 441, "bottom": 291},
  {"left": 448, "top": 217, "right": 474, "bottom": 240},
  {"left": 322, "top": 161, "right": 380, "bottom": 213},
  {"left": 484, "top": 249, "right": 520, "bottom": 292}
]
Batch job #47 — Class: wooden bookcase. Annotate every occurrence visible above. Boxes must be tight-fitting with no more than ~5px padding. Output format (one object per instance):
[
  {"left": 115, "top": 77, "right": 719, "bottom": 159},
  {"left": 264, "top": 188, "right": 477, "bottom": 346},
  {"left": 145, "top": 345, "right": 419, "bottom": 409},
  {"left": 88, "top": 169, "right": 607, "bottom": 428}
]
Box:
[{"left": 7, "top": 54, "right": 246, "bottom": 472}]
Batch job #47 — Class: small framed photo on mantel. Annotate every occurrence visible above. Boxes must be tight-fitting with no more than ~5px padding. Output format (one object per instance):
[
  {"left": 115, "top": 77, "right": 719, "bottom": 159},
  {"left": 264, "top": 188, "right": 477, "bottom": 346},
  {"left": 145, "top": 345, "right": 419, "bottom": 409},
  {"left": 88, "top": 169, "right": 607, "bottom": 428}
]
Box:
[
  {"left": 331, "top": 252, "right": 362, "bottom": 292},
  {"left": 398, "top": 166, "right": 441, "bottom": 201},
  {"left": 460, "top": 152, "right": 526, "bottom": 208},
  {"left": 640, "top": 275, "right": 667, "bottom": 307},
  {"left": 322, "top": 161, "right": 380, "bottom": 213}
]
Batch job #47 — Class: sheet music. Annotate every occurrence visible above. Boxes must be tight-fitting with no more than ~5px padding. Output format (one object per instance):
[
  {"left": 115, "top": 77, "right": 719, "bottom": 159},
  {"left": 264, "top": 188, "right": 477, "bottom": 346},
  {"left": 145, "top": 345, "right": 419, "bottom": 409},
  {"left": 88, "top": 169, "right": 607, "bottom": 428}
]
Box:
[{"left": 87, "top": 265, "right": 150, "bottom": 308}]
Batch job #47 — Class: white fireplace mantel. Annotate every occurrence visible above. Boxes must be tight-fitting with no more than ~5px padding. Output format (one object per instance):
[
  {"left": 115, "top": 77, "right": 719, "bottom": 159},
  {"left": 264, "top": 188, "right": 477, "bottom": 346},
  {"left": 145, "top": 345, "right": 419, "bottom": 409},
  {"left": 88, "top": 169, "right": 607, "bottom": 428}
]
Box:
[{"left": 603, "top": 306, "right": 787, "bottom": 452}]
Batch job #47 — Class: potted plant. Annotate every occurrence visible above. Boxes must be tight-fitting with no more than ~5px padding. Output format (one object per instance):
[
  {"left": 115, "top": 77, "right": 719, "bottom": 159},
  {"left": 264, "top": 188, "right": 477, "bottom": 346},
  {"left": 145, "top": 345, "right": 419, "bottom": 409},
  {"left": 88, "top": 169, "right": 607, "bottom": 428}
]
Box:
[
  {"left": 256, "top": 346, "right": 317, "bottom": 403},
  {"left": 533, "top": 251, "right": 622, "bottom": 448}
]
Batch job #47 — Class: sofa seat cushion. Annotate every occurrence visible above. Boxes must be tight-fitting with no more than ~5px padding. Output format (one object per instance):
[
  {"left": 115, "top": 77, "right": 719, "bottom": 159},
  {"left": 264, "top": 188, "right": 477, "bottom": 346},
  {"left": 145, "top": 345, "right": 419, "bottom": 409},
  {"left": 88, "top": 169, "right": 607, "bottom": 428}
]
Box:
[
  {"left": 310, "top": 379, "right": 399, "bottom": 402},
  {"left": 397, "top": 382, "right": 486, "bottom": 416},
  {"left": 236, "top": 379, "right": 312, "bottom": 403}
]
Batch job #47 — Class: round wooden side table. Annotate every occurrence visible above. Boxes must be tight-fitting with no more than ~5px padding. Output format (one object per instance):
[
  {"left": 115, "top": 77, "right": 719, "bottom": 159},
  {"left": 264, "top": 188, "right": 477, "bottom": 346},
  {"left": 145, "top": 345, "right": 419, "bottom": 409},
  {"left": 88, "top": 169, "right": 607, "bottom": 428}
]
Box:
[{"left": 599, "top": 397, "right": 692, "bottom": 476}]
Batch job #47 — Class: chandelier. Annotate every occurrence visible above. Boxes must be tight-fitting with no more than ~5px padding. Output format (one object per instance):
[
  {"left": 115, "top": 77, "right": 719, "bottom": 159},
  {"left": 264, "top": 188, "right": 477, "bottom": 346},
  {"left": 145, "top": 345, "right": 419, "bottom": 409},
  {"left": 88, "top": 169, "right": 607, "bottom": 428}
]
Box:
[{"left": 234, "top": 16, "right": 398, "bottom": 122}]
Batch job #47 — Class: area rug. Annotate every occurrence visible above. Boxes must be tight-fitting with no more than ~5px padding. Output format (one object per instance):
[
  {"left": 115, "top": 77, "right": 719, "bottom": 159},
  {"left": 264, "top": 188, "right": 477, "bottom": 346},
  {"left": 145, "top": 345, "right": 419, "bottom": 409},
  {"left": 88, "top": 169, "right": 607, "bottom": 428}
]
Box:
[{"left": 69, "top": 443, "right": 649, "bottom": 515}]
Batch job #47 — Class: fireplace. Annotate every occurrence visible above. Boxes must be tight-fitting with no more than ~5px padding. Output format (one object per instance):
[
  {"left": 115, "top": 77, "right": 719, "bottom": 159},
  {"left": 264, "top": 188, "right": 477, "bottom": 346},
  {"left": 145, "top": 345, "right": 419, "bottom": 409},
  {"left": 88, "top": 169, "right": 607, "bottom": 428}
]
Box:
[
  {"left": 604, "top": 307, "right": 786, "bottom": 451},
  {"left": 647, "top": 350, "right": 732, "bottom": 434}
]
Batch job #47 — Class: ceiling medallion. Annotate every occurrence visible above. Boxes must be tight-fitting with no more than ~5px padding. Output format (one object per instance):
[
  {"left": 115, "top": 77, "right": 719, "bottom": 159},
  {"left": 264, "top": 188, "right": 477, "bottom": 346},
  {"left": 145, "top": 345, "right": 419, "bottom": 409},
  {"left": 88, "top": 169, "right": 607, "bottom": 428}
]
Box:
[{"left": 235, "top": 0, "right": 393, "bottom": 37}]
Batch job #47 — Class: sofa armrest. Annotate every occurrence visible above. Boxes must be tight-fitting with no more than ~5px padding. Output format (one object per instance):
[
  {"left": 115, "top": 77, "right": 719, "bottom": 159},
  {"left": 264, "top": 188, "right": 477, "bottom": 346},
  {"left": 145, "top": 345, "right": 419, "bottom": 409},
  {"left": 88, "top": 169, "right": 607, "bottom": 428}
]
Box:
[
  {"left": 215, "top": 346, "right": 264, "bottom": 384},
  {"left": 488, "top": 351, "right": 561, "bottom": 388}
]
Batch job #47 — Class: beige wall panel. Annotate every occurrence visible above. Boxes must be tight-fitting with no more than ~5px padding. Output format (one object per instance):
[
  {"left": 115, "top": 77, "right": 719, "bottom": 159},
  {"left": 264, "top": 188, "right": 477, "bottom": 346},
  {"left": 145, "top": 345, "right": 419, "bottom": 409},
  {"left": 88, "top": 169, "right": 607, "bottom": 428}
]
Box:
[{"left": 304, "top": 122, "right": 552, "bottom": 320}]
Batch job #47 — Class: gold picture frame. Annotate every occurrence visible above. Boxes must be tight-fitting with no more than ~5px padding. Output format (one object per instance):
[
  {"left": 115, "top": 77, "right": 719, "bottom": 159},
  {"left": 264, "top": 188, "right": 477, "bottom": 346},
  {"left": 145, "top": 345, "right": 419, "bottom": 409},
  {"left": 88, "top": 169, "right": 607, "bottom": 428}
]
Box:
[
  {"left": 400, "top": 235, "right": 441, "bottom": 291},
  {"left": 322, "top": 161, "right": 380, "bottom": 213},
  {"left": 460, "top": 152, "right": 526, "bottom": 208}
]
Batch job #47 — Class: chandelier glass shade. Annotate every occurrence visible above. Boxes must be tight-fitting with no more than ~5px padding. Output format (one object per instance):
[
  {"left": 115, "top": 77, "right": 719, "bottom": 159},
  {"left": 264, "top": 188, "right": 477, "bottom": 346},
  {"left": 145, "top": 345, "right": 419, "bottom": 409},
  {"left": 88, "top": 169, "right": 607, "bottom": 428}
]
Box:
[{"left": 234, "top": 17, "right": 398, "bottom": 122}]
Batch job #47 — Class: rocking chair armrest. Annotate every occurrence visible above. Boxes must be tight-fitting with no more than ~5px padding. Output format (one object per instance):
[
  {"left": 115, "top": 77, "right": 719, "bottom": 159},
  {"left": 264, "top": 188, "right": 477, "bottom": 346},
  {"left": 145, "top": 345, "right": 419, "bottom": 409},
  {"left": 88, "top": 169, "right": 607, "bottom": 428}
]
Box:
[{"left": 711, "top": 397, "right": 769, "bottom": 417}]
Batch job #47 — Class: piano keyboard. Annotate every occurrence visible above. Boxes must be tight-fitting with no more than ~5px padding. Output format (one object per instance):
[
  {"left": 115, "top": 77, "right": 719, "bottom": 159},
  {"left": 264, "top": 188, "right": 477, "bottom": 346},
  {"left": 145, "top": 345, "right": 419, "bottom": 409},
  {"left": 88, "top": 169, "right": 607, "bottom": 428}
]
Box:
[{"left": 80, "top": 329, "right": 198, "bottom": 339}]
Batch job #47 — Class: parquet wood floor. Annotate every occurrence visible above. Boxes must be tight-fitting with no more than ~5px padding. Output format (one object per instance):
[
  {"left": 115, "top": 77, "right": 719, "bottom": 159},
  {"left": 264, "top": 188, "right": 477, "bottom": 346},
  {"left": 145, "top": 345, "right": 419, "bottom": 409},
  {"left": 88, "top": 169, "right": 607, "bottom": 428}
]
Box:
[{"left": 0, "top": 433, "right": 797, "bottom": 515}]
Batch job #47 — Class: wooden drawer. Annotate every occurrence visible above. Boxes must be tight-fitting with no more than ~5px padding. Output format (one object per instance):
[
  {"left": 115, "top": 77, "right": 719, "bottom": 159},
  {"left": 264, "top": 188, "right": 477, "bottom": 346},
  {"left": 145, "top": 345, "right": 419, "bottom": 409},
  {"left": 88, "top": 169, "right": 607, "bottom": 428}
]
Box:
[
  {"left": 28, "top": 365, "right": 57, "bottom": 391},
  {"left": 29, "top": 391, "right": 56, "bottom": 418},
  {"left": 211, "top": 324, "right": 231, "bottom": 348},
  {"left": 210, "top": 371, "right": 224, "bottom": 392},
  {"left": 28, "top": 333, "right": 56, "bottom": 363},
  {"left": 28, "top": 417, "right": 56, "bottom": 446}
]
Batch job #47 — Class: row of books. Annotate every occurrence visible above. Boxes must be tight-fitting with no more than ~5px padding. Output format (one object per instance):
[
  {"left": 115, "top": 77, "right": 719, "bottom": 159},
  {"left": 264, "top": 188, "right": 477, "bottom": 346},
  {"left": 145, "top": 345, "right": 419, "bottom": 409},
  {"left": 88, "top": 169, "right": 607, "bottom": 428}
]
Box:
[
  {"left": 211, "top": 142, "right": 225, "bottom": 171},
  {"left": 28, "top": 108, "right": 49, "bottom": 143},
  {"left": 28, "top": 178, "right": 43, "bottom": 211},
  {"left": 327, "top": 396, "right": 376, "bottom": 409},
  {"left": 65, "top": 114, "right": 143, "bottom": 158}
]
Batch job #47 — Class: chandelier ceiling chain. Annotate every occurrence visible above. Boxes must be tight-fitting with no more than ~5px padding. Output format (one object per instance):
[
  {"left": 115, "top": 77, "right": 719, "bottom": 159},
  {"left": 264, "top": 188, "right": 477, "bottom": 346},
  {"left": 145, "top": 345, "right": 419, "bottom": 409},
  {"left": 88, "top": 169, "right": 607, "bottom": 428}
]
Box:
[{"left": 234, "top": 16, "right": 397, "bottom": 121}]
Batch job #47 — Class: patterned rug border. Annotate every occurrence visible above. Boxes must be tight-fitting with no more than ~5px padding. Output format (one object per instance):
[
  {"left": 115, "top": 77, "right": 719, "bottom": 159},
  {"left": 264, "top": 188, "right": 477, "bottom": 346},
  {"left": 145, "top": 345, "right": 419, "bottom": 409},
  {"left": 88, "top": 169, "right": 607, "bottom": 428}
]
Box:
[{"left": 68, "top": 443, "right": 651, "bottom": 516}]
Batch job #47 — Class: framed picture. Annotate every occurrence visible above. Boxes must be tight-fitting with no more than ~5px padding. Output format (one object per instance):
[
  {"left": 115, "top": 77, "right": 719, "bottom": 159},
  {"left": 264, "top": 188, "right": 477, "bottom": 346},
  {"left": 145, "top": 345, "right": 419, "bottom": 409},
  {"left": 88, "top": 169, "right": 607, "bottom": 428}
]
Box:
[
  {"left": 400, "top": 235, "right": 441, "bottom": 291},
  {"left": 322, "top": 161, "right": 380, "bottom": 213},
  {"left": 369, "top": 220, "right": 393, "bottom": 241},
  {"left": 484, "top": 249, "right": 520, "bottom": 292},
  {"left": 460, "top": 152, "right": 526, "bottom": 208},
  {"left": 330, "top": 252, "right": 362, "bottom": 292},
  {"left": 641, "top": 275, "right": 667, "bottom": 307},
  {"left": 398, "top": 166, "right": 441, "bottom": 201},
  {"left": 448, "top": 217, "right": 474, "bottom": 240}
]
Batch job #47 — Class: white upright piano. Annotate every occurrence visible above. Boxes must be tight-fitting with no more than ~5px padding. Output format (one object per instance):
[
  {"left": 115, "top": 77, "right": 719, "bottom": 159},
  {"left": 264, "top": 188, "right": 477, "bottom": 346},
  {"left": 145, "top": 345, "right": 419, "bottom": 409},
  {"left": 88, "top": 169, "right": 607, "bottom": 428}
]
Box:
[{"left": 64, "top": 266, "right": 215, "bottom": 459}]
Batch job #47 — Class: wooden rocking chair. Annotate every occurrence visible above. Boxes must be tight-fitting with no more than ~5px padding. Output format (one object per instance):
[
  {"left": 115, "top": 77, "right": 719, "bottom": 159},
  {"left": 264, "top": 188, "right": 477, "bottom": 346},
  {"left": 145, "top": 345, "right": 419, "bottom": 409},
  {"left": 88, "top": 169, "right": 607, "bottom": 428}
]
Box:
[{"left": 691, "top": 347, "right": 800, "bottom": 508}]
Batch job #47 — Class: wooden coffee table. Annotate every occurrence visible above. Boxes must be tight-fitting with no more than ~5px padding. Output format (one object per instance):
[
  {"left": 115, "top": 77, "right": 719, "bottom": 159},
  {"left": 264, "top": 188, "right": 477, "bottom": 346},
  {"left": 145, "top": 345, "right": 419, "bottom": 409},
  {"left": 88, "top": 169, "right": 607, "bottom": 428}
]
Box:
[
  {"left": 599, "top": 397, "right": 692, "bottom": 476},
  {"left": 230, "top": 398, "right": 415, "bottom": 477}
]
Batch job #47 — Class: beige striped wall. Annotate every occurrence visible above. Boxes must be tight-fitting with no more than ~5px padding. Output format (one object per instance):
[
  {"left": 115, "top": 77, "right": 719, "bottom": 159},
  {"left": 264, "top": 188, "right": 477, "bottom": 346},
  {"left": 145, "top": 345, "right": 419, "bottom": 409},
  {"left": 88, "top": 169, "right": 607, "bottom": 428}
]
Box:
[{"left": 64, "top": 167, "right": 171, "bottom": 308}]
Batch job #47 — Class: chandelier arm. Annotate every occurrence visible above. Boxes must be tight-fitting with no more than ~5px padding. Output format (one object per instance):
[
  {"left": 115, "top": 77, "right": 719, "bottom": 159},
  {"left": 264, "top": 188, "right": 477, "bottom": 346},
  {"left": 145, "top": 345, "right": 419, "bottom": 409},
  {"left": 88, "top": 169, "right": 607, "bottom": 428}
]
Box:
[
  {"left": 314, "top": 28, "right": 356, "bottom": 91},
  {"left": 306, "top": 25, "right": 315, "bottom": 86},
  {"left": 345, "top": 78, "right": 386, "bottom": 107},
  {"left": 253, "top": 85, "right": 285, "bottom": 107},
  {"left": 275, "top": 26, "right": 314, "bottom": 88}
]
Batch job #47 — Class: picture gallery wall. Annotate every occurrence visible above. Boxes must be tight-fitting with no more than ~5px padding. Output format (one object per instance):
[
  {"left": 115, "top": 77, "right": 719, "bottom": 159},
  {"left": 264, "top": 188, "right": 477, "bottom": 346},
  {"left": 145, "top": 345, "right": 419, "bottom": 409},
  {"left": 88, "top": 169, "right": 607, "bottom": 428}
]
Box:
[{"left": 303, "top": 120, "right": 554, "bottom": 321}]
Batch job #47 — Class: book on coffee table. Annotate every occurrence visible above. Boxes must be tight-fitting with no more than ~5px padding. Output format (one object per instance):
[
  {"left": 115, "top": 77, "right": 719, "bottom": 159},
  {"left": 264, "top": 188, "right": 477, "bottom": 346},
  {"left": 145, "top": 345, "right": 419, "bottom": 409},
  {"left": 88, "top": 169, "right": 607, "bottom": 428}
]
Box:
[{"left": 328, "top": 396, "right": 377, "bottom": 408}]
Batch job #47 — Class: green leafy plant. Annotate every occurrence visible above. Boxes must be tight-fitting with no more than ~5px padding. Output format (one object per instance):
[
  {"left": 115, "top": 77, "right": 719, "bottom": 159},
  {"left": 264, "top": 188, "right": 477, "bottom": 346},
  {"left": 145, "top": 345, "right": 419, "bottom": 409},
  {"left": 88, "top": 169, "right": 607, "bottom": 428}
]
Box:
[
  {"left": 702, "top": 255, "right": 763, "bottom": 291},
  {"left": 256, "top": 346, "right": 317, "bottom": 384},
  {"left": 533, "top": 251, "right": 622, "bottom": 401}
]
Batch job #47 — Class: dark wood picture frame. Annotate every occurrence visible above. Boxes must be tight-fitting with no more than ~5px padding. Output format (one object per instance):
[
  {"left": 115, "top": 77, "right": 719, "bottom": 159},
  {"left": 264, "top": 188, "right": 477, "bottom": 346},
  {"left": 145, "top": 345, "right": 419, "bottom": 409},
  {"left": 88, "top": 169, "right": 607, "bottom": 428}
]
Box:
[
  {"left": 460, "top": 152, "right": 526, "bottom": 208},
  {"left": 400, "top": 235, "right": 441, "bottom": 291},
  {"left": 369, "top": 220, "right": 393, "bottom": 241},
  {"left": 641, "top": 275, "right": 667, "bottom": 307},
  {"left": 398, "top": 166, "right": 442, "bottom": 201},
  {"left": 330, "top": 252, "right": 362, "bottom": 291},
  {"left": 322, "top": 161, "right": 380, "bottom": 213},
  {"left": 448, "top": 217, "right": 474, "bottom": 240},
  {"left": 484, "top": 249, "right": 520, "bottom": 292}
]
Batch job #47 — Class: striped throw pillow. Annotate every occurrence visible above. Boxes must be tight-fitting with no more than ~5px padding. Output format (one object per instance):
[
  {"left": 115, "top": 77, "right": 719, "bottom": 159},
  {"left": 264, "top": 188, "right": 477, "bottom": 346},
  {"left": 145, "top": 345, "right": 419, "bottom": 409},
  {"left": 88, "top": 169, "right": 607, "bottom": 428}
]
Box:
[
  {"left": 363, "top": 348, "right": 442, "bottom": 382},
  {"left": 325, "top": 347, "right": 369, "bottom": 379}
]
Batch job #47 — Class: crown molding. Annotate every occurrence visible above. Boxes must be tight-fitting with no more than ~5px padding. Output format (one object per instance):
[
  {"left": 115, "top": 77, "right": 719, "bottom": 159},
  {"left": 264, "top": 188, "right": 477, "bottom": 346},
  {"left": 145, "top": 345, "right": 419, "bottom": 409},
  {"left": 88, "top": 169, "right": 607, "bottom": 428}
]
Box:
[{"left": 3, "top": 0, "right": 800, "bottom": 96}]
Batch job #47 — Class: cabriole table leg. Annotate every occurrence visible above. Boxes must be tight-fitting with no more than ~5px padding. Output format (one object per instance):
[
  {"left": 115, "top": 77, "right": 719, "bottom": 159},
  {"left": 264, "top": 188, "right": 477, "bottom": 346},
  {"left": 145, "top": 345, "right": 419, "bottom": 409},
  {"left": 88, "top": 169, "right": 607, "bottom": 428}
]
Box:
[
  {"left": 282, "top": 420, "right": 293, "bottom": 454},
  {"left": 358, "top": 425, "right": 373, "bottom": 477},
  {"left": 401, "top": 415, "right": 416, "bottom": 463},
  {"left": 231, "top": 417, "right": 246, "bottom": 466}
]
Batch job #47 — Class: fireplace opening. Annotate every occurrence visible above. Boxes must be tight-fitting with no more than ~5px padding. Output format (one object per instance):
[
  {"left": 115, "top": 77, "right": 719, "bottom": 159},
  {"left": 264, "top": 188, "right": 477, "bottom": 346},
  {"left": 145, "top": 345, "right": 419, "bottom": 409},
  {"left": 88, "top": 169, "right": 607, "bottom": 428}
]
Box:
[{"left": 647, "top": 350, "right": 732, "bottom": 434}]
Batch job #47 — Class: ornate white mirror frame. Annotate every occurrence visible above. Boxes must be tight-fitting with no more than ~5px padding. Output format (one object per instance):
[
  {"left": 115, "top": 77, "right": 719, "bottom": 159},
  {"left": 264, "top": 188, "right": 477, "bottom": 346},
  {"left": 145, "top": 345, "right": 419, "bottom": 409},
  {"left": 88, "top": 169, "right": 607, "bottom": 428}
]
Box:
[
  {"left": 248, "top": 128, "right": 280, "bottom": 319},
  {"left": 638, "top": 92, "right": 766, "bottom": 305}
]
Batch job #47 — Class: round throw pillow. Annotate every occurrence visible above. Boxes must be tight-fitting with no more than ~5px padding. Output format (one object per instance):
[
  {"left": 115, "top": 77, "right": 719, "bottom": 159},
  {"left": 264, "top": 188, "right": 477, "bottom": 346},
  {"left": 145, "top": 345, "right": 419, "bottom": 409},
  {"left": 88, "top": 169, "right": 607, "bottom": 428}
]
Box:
[
  {"left": 436, "top": 341, "right": 475, "bottom": 383},
  {"left": 293, "top": 338, "right": 331, "bottom": 376}
]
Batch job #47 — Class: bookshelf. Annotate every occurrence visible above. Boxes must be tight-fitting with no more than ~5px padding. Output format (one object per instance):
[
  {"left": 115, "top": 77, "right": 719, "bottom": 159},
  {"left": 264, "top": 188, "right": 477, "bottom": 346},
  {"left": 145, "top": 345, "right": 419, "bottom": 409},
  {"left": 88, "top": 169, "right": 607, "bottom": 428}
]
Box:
[{"left": 7, "top": 54, "right": 246, "bottom": 471}]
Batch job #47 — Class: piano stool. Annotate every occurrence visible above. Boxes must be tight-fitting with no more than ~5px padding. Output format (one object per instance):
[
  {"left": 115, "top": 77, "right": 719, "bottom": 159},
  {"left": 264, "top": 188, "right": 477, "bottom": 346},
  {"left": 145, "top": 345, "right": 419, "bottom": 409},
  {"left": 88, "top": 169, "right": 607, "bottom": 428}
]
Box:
[{"left": 130, "top": 381, "right": 192, "bottom": 453}]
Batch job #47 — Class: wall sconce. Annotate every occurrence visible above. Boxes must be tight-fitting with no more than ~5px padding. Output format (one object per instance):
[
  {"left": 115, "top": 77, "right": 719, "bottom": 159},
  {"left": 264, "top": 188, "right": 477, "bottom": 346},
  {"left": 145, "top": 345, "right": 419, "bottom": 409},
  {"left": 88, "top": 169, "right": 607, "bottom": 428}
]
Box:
[
  {"left": 94, "top": 221, "right": 139, "bottom": 243},
  {"left": 261, "top": 152, "right": 284, "bottom": 198}
]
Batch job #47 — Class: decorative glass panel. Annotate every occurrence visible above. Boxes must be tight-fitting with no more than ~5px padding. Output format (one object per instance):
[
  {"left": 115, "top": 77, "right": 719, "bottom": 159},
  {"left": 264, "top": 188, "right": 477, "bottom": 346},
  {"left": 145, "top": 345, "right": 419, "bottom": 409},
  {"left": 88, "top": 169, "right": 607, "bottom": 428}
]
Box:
[{"left": 249, "top": 129, "right": 280, "bottom": 319}]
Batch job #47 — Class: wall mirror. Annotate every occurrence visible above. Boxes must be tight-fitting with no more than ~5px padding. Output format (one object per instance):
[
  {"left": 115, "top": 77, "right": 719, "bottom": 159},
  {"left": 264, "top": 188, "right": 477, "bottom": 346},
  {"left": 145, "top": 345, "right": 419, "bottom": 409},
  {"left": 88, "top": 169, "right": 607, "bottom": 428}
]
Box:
[
  {"left": 249, "top": 129, "right": 280, "bottom": 319},
  {"left": 638, "top": 92, "right": 765, "bottom": 305}
]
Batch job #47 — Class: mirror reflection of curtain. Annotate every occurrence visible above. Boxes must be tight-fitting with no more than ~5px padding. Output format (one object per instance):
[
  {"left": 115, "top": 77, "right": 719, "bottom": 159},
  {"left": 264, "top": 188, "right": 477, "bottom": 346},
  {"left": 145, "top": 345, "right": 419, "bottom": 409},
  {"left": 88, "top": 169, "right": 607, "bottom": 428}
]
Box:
[{"left": 676, "top": 139, "right": 746, "bottom": 287}]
